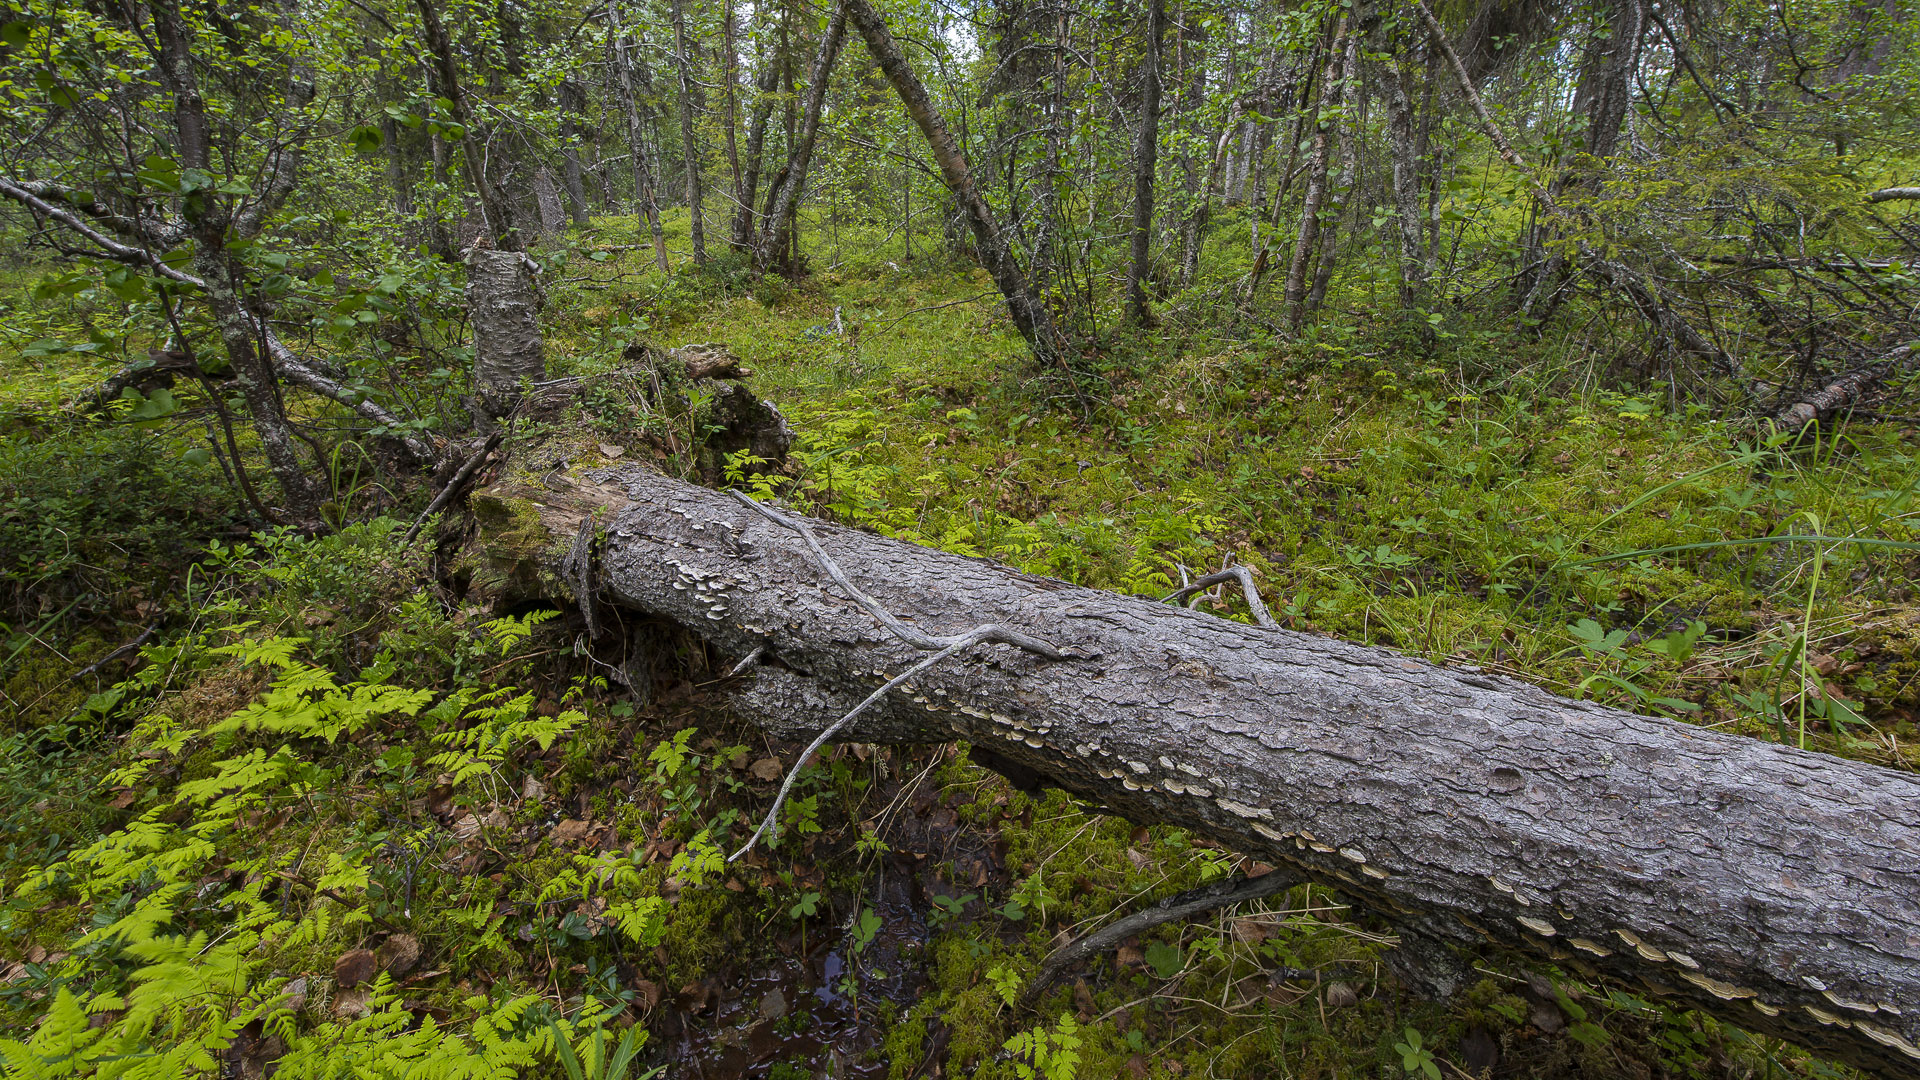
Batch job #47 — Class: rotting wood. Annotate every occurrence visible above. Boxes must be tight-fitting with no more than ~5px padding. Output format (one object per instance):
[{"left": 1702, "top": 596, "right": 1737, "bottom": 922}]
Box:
[
  {"left": 474, "top": 466, "right": 1920, "bottom": 1078},
  {"left": 1774, "top": 345, "right": 1917, "bottom": 431}
]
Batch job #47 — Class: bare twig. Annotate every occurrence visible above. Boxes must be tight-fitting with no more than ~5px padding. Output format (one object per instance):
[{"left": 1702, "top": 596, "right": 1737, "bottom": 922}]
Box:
[
  {"left": 71, "top": 624, "right": 160, "bottom": 681},
  {"left": 726, "top": 644, "right": 766, "bottom": 677},
  {"left": 725, "top": 491, "right": 1067, "bottom": 860},
  {"left": 1020, "top": 870, "right": 1298, "bottom": 1006},
  {"left": 1161, "top": 566, "right": 1277, "bottom": 629},
  {"left": 402, "top": 433, "right": 503, "bottom": 545}
]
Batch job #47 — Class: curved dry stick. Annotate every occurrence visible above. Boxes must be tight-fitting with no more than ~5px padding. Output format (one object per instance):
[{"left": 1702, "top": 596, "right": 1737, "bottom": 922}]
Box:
[
  {"left": 728, "top": 491, "right": 1066, "bottom": 660},
  {"left": 725, "top": 491, "right": 1068, "bottom": 861},
  {"left": 1019, "top": 870, "right": 1298, "bottom": 1006},
  {"left": 729, "top": 626, "right": 1002, "bottom": 861},
  {"left": 1161, "top": 567, "right": 1277, "bottom": 629}
]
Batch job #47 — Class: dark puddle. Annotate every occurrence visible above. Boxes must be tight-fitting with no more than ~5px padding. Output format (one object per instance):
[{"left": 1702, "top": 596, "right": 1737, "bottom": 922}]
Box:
[{"left": 654, "top": 858, "right": 934, "bottom": 1079}]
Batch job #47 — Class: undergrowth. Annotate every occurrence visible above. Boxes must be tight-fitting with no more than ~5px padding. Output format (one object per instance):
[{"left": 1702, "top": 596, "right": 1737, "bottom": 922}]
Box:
[{"left": 1, "top": 217, "right": 1913, "bottom": 1077}]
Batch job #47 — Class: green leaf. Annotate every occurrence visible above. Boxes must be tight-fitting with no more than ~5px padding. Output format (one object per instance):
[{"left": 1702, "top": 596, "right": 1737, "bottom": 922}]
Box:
[
  {"left": 182, "top": 447, "right": 212, "bottom": 466},
  {"left": 348, "top": 123, "right": 383, "bottom": 155},
  {"left": 0, "top": 21, "right": 32, "bottom": 47},
  {"left": 1143, "top": 941, "right": 1183, "bottom": 979}
]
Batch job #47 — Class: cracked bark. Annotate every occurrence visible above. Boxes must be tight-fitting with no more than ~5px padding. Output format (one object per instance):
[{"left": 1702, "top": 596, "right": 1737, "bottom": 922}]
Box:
[{"left": 476, "top": 466, "right": 1920, "bottom": 1078}]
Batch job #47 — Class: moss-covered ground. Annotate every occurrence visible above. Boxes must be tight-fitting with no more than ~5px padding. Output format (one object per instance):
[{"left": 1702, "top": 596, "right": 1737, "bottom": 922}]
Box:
[{"left": 0, "top": 211, "right": 1915, "bottom": 1078}]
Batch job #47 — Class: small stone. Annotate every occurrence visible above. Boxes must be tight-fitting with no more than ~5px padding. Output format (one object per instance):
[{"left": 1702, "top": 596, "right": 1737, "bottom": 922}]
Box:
[
  {"left": 599, "top": 443, "right": 626, "bottom": 458},
  {"left": 757, "top": 987, "right": 789, "bottom": 1022},
  {"left": 332, "top": 948, "right": 378, "bottom": 989},
  {"left": 1530, "top": 1000, "right": 1566, "bottom": 1034},
  {"left": 522, "top": 776, "right": 546, "bottom": 801},
  {"left": 1324, "top": 981, "right": 1359, "bottom": 1009},
  {"left": 378, "top": 933, "right": 422, "bottom": 977},
  {"left": 281, "top": 976, "right": 309, "bottom": 1013}
]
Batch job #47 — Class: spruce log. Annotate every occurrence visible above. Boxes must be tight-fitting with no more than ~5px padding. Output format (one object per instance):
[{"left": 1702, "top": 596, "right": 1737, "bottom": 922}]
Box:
[{"left": 475, "top": 467, "right": 1920, "bottom": 1077}]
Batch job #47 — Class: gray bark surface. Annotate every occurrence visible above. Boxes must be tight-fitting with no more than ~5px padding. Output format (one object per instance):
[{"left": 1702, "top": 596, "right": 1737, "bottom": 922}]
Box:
[
  {"left": 479, "top": 467, "right": 1920, "bottom": 1077},
  {"left": 465, "top": 248, "right": 546, "bottom": 416}
]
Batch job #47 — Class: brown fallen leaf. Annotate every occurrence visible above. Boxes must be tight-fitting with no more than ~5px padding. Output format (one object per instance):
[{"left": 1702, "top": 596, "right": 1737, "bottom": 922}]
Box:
[
  {"left": 748, "top": 757, "right": 783, "bottom": 782},
  {"left": 333, "top": 948, "right": 378, "bottom": 989},
  {"left": 378, "top": 933, "right": 422, "bottom": 977},
  {"left": 1324, "top": 981, "right": 1358, "bottom": 1009},
  {"left": 549, "top": 818, "right": 593, "bottom": 844},
  {"left": 634, "top": 978, "right": 663, "bottom": 1009},
  {"left": 1116, "top": 944, "right": 1144, "bottom": 968}
]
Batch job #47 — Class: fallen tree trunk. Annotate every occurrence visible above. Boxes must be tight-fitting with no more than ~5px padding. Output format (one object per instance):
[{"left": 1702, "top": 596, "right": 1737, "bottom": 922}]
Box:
[{"left": 472, "top": 466, "right": 1920, "bottom": 1077}]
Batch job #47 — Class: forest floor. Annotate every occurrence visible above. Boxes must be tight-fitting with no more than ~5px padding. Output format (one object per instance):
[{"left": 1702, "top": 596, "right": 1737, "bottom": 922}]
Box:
[{"left": 1, "top": 213, "right": 1917, "bottom": 1078}]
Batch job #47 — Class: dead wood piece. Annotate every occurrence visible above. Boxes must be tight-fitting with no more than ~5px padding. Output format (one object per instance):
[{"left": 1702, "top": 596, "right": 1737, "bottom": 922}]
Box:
[
  {"left": 72, "top": 624, "right": 161, "bottom": 681},
  {"left": 401, "top": 433, "right": 502, "bottom": 545},
  {"left": 1162, "top": 567, "right": 1277, "bottom": 629},
  {"left": 1774, "top": 345, "right": 1917, "bottom": 431},
  {"left": 477, "top": 465, "right": 1920, "bottom": 1077},
  {"left": 1866, "top": 187, "right": 1920, "bottom": 204},
  {"left": 676, "top": 342, "right": 752, "bottom": 381},
  {"left": 1021, "top": 870, "right": 1298, "bottom": 1006},
  {"left": 466, "top": 248, "right": 547, "bottom": 418}
]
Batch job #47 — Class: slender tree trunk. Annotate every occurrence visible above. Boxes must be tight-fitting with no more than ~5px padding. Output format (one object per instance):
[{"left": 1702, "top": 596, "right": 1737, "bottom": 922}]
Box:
[
  {"left": 414, "top": 0, "right": 519, "bottom": 250},
  {"left": 733, "top": 15, "right": 780, "bottom": 251},
  {"left": 1303, "top": 29, "right": 1360, "bottom": 319},
  {"left": 150, "top": 0, "right": 322, "bottom": 521},
  {"left": 609, "top": 0, "right": 670, "bottom": 271},
  {"left": 671, "top": 0, "right": 708, "bottom": 263},
  {"left": 1378, "top": 47, "right": 1427, "bottom": 310},
  {"left": 1128, "top": 0, "right": 1166, "bottom": 325},
  {"left": 1176, "top": 12, "right": 1209, "bottom": 288},
  {"left": 759, "top": 0, "right": 849, "bottom": 274},
  {"left": 427, "top": 129, "right": 458, "bottom": 258},
  {"left": 1030, "top": 0, "right": 1069, "bottom": 298},
  {"left": 559, "top": 78, "right": 593, "bottom": 227},
  {"left": 843, "top": 0, "right": 1064, "bottom": 368},
  {"left": 380, "top": 114, "right": 415, "bottom": 217},
  {"left": 1284, "top": 14, "right": 1346, "bottom": 328},
  {"left": 721, "top": 0, "right": 745, "bottom": 243}
]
